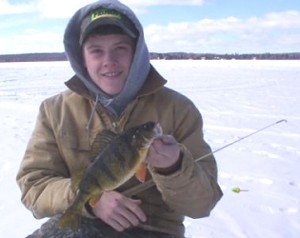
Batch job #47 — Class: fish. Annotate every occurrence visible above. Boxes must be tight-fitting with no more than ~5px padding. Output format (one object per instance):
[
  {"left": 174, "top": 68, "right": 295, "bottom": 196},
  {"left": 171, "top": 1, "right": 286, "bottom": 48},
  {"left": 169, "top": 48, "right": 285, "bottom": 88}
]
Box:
[{"left": 58, "top": 121, "right": 162, "bottom": 230}]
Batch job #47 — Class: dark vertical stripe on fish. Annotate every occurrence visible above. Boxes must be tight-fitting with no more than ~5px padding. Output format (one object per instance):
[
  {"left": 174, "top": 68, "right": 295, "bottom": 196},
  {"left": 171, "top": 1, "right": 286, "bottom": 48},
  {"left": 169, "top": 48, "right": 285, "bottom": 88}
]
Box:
[
  {"left": 100, "top": 160, "right": 119, "bottom": 182},
  {"left": 111, "top": 142, "right": 131, "bottom": 169}
]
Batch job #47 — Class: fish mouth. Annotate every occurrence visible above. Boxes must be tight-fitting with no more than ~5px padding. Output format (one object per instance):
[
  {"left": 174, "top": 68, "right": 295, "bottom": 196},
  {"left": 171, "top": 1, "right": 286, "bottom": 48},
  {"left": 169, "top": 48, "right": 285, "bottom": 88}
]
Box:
[{"left": 140, "top": 123, "right": 163, "bottom": 148}]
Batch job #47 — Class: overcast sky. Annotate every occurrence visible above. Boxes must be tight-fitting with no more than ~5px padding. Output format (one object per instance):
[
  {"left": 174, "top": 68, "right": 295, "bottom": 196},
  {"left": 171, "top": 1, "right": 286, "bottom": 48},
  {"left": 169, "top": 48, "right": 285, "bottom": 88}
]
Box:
[{"left": 0, "top": 0, "right": 299, "bottom": 54}]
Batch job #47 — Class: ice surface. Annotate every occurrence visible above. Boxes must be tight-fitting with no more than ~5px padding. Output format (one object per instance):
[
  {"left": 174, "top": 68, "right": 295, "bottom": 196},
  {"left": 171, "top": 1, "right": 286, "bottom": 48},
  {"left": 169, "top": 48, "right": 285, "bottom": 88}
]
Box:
[{"left": 0, "top": 60, "right": 299, "bottom": 237}]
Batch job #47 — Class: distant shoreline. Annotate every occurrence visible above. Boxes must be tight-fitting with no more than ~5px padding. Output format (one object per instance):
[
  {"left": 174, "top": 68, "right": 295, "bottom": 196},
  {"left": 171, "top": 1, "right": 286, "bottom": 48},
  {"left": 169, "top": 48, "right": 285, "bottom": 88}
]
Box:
[{"left": 0, "top": 52, "right": 299, "bottom": 62}]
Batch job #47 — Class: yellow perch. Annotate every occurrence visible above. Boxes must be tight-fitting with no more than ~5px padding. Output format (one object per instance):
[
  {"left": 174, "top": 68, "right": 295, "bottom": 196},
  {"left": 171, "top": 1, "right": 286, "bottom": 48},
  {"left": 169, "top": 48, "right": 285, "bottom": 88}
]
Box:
[{"left": 59, "top": 121, "right": 162, "bottom": 230}]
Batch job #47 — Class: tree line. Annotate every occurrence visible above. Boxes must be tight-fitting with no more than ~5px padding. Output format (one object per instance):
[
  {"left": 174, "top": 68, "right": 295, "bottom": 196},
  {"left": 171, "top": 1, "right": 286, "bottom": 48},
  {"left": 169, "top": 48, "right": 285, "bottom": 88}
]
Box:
[
  {"left": 0, "top": 52, "right": 299, "bottom": 62},
  {"left": 150, "top": 52, "right": 300, "bottom": 60}
]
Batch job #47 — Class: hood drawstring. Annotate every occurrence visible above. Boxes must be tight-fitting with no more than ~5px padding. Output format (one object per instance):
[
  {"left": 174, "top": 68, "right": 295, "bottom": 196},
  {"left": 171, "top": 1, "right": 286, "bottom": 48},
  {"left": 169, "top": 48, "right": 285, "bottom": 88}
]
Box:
[
  {"left": 86, "top": 94, "right": 100, "bottom": 132},
  {"left": 86, "top": 94, "right": 116, "bottom": 133}
]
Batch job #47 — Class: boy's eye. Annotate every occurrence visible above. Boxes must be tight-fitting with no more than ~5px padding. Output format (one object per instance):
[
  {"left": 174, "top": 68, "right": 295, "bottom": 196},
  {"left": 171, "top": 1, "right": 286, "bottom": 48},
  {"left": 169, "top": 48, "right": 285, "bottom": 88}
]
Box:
[
  {"left": 116, "top": 44, "right": 132, "bottom": 52},
  {"left": 91, "top": 48, "right": 102, "bottom": 54},
  {"left": 115, "top": 46, "right": 126, "bottom": 53}
]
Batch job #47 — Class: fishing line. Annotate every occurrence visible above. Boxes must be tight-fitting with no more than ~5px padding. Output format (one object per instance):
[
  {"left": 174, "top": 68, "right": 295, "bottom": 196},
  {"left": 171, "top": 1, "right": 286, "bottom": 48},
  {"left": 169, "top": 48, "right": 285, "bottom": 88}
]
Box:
[{"left": 123, "top": 119, "right": 287, "bottom": 197}]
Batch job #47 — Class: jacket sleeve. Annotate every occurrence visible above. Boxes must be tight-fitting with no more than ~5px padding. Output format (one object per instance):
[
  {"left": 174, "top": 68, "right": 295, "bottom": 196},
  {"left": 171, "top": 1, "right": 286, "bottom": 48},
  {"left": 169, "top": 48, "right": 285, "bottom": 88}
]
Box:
[
  {"left": 16, "top": 101, "right": 91, "bottom": 219},
  {"left": 149, "top": 101, "right": 223, "bottom": 218}
]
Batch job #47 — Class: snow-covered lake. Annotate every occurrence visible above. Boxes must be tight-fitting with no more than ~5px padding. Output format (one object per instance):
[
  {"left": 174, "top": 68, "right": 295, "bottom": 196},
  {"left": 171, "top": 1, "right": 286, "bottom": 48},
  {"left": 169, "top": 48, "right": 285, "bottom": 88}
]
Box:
[{"left": 0, "top": 60, "right": 299, "bottom": 237}]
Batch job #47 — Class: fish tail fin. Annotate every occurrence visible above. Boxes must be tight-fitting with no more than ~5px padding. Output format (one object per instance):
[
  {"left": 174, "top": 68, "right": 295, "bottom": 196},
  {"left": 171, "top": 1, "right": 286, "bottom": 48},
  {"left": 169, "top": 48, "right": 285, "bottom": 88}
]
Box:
[{"left": 58, "top": 209, "right": 81, "bottom": 231}]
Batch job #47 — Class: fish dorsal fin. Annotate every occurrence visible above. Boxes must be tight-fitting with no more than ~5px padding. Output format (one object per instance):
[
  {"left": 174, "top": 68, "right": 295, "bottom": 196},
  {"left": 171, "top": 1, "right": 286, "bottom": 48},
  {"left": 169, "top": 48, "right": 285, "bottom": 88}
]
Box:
[
  {"left": 90, "top": 130, "right": 118, "bottom": 159},
  {"left": 96, "top": 130, "right": 117, "bottom": 149}
]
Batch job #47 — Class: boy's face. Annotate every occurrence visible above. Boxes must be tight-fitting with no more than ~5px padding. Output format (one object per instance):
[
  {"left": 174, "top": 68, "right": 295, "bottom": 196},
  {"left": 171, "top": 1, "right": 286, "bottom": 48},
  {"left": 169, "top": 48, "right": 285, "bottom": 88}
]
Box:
[{"left": 82, "top": 34, "right": 135, "bottom": 96}]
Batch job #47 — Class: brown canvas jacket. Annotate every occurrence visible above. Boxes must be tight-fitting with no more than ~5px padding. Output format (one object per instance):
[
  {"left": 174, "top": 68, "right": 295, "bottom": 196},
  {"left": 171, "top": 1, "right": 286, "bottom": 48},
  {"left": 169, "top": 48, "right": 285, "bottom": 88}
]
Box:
[{"left": 16, "top": 66, "right": 222, "bottom": 237}]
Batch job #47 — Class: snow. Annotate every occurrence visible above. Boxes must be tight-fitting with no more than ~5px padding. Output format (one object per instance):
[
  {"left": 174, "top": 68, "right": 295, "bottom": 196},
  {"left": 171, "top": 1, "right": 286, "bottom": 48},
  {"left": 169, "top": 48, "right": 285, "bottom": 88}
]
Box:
[{"left": 0, "top": 60, "right": 299, "bottom": 237}]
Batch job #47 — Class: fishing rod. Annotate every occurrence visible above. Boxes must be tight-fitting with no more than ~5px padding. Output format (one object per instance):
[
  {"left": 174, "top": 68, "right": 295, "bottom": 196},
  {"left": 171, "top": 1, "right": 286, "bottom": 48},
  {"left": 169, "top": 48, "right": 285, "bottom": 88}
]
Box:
[{"left": 123, "top": 119, "right": 287, "bottom": 197}]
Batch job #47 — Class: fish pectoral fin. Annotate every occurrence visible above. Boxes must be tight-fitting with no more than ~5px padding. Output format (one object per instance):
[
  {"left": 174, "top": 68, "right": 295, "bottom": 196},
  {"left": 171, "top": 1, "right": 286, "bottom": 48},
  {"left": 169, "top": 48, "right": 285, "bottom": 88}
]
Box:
[{"left": 135, "top": 163, "right": 147, "bottom": 183}]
